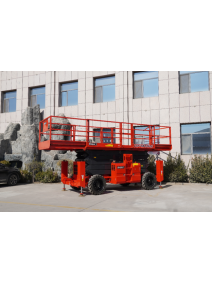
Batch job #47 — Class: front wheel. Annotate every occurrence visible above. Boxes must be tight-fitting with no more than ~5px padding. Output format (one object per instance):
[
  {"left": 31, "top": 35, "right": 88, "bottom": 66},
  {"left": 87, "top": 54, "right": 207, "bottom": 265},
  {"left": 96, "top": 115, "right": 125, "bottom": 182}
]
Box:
[
  {"left": 7, "top": 174, "right": 18, "bottom": 186},
  {"left": 88, "top": 175, "right": 106, "bottom": 195},
  {"left": 142, "top": 172, "right": 157, "bottom": 190}
]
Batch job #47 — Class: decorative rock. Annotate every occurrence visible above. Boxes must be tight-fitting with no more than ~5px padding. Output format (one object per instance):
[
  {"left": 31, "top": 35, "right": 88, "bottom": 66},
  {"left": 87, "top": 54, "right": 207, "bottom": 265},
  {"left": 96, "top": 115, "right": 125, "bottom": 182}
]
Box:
[
  {"left": 4, "top": 123, "right": 21, "bottom": 141},
  {"left": 5, "top": 154, "right": 22, "bottom": 162},
  {"left": 33, "top": 104, "right": 41, "bottom": 127},
  {"left": 0, "top": 139, "right": 12, "bottom": 160},
  {"left": 21, "top": 107, "right": 33, "bottom": 125}
]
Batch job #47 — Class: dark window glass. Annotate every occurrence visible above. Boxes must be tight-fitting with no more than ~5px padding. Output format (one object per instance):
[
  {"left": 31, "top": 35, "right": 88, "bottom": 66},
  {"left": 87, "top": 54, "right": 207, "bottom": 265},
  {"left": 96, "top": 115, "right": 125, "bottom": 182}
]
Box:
[
  {"left": 30, "top": 87, "right": 45, "bottom": 109},
  {"left": 180, "top": 74, "right": 189, "bottom": 94},
  {"left": 133, "top": 71, "right": 159, "bottom": 99},
  {"left": 95, "top": 87, "right": 102, "bottom": 103},
  {"left": 3, "top": 91, "right": 16, "bottom": 113},
  {"left": 179, "top": 71, "right": 209, "bottom": 93},
  {"left": 134, "top": 81, "right": 142, "bottom": 99},
  {"left": 94, "top": 76, "right": 115, "bottom": 103},
  {"left": 181, "top": 135, "right": 192, "bottom": 154},
  {"left": 60, "top": 82, "right": 78, "bottom": 106},
  {"left": 181, "top": 123, "right": 211, "bottom": 155},
  {"left": 93, "top": 128, "right": 115, "bottom": 143}
]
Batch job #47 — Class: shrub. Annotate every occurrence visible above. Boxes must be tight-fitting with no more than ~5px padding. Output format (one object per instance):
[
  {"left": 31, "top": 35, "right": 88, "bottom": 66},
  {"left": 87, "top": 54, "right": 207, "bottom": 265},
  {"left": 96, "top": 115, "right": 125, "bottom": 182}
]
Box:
[
  {"left": 20, "top": 169, "right": 32, "bottom": 183},
  {"left": 189, "top": 155, "right": 212, "bottom": 184},
  {"left": 25, "top": 159, "right": 44, "bottom": 174},
  {"left": 164, "top": 153, "right": 188, "bottom": 182},
  {"left": 147, "top": 153, "right": 188, "bottom": 182},
  {"left": 0, "top": 160, "right": 10, "bottom": 167},
  {"left": 57, "top": 160, "right": 73, "bottom": 174},
  {"left": 35, "top": 169, "right": 59, "bottom": 183},
  {"left": 25, "top": 159, "right": 44, "bottom": 182}
]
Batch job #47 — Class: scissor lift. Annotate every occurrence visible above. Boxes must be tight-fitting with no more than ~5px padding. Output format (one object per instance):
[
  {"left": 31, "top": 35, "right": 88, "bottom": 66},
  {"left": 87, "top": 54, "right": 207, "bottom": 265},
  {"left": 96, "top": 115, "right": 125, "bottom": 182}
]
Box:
[{"left": 39, "top": 116, "right": 172, "bottom": 194}]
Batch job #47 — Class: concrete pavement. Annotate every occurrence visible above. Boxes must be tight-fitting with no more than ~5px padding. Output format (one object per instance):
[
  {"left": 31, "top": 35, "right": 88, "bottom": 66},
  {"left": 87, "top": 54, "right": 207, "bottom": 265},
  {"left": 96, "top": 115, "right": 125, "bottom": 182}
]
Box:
[{"left": 0, "top": 182, "right": 212, "bottom": 212}]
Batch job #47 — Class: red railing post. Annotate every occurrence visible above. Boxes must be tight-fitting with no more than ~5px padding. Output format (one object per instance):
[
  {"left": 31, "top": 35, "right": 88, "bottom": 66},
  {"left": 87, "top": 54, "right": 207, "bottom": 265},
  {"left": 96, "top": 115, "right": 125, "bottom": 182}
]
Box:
[
  {"left": 86, "top": 119, "right": 89, "bottom": 143},
  {"left": 119, "top": 123, "right": 122, "bottom": 146},
  {"left": 111, "top": 128, "right": 114, "bottom": 144},
  {"left": 49, "top": 116, "right": 52, "bottom": 141},
  {"left": 169, "top": 127, "right": 172, "bottom": 145},
  {"left": 149, "top": 126, "right": 153, "bottom": 146},
  {"left": 131, "top": 124, "right": 134, "bottom": 146},
  {"left": 39, "top": 121, "right": 41, "bottom": 143},
  {"left": 73, "top": 125, "right": 76, "bottom": 142}
]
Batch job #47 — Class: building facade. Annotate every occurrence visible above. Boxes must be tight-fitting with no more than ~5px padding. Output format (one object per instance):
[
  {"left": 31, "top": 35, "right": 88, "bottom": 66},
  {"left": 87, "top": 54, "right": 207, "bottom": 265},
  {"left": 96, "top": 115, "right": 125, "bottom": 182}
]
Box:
[{"left": 0, "top": 71, "right": 211, "bottom": 165}]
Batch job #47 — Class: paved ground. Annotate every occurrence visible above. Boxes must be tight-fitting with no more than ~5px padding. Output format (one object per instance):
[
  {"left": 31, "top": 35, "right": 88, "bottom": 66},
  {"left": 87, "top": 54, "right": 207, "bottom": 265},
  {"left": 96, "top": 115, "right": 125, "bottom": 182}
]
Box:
[{"left": 0, "top": 182, "right": 212, "bottom": 212}]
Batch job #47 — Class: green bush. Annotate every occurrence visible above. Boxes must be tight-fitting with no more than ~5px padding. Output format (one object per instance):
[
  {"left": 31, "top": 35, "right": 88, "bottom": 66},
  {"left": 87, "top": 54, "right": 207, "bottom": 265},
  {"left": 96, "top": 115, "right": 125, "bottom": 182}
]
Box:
[
  {"left": 57, "top": 160, "right": 73, "bottom": 174},
  {"left": 0, "top": 160, "right": 10, "bottom": 167},
  {"left": 35, "top": 169, "right": 59, "bottom": 183},
  {"left": 189, "top": 155, "right": 212, "bottom": 184},
  {"left": 20, "top": 169, "right": 32, "bottom": 183},
  {"left": 147, "top": 153, "right": 188, "bottom": 182},
  {"left": 164, "top": 153, "right": 188, "bottom": 182},
  {"left": 25, "top": 159, "right": 44, "bottom": 174}
]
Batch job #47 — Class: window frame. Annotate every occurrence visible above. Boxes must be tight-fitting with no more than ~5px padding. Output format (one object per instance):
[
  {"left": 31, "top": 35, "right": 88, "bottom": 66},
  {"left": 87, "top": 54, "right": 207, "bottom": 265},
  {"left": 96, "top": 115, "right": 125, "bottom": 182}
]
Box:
[
  {"left": 93, "top": 75, "right": 116, "bottom": 104},
  {"left": 181, "top": 122, "right": 211, "bottom": 155},
  {"left": 59, "top": 80, "right": 78, "bottom": 107},
  {"left": 133, "top": 71, "right": 159, "bottom": 99},
  {"left": 93, "top": 128, "right": 116, "bottom": 144},
  {"left": 29, "top": 86, "right": 46, "bottom": 109},
  {"left": 179, "top": 71, "right": 210, "bottom": 94},
  {"left": 1, "top": 90, "right": 17, "bottom": 113}
]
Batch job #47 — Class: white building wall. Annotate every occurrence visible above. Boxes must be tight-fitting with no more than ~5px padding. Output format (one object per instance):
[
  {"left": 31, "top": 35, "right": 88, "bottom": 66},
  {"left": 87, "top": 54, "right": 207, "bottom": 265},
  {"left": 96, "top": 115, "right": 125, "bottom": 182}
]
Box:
[{"left": 0, "top": 71, "right": 212, "bottom": 165}]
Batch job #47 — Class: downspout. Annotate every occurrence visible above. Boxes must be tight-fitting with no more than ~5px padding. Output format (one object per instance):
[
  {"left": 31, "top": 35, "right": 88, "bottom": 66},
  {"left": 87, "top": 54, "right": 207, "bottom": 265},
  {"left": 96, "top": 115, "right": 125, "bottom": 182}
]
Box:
[{"left": 54, "top": 71, "right": 56, "bottom": 116}]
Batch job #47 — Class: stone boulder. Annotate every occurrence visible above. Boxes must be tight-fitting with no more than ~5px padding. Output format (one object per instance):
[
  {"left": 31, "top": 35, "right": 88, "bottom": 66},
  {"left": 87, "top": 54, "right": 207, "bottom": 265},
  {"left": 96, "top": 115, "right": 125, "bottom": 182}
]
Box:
[
  {"left": 4, "top": 123, "right": 21, "bottom": 141},
  {"left": 21, "top": 104, "right": 40, "bottom": 126},
  {"left": 51, "top": 113, "right": 71, "bottom": 141},
  {"left": 41, "top": 150, "right": 76, "bottom": 174},
  {"left": 0, "top": 139, "right": 12, "bottom": 160},
  {"left": 43, "top": 113, "right": 71, "bottom": 154},
  {"left": 21, "top": 108, "right": 33, "bottom": 125},
  {"left": 33, "top": 104, "right": 41, "bottom": 128}
]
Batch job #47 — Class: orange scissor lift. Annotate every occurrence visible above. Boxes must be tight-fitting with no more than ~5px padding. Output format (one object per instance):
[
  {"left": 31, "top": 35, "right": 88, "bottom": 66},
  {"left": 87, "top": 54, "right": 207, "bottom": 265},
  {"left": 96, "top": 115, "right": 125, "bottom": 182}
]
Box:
[{"left": 39, "top": 116, "right": 172, "bottom": 195}]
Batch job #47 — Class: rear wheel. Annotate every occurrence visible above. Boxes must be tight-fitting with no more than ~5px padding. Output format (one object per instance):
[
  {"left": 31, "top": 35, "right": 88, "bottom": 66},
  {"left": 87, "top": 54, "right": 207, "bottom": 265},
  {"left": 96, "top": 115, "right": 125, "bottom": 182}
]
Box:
[
  {"left": 7, "top": 174, "right": 18, "bottom": 186},
  {"left": 88, "top": 175, "right": 106, "bottom": 195},
  {"left": 142, "top": 172, "right": 157, "bottom": 190}
]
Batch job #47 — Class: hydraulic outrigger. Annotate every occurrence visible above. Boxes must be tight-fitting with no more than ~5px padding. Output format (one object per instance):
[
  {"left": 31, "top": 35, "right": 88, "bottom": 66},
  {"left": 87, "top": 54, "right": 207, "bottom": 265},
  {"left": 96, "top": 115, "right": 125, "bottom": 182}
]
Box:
[{"left": 39, "top": 116, "right": 172, "bottom": 195}]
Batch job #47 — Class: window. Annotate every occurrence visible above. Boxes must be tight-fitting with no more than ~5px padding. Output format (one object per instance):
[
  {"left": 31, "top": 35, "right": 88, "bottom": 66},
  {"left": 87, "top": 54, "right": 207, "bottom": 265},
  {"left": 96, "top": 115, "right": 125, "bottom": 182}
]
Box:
[
  {"left": 60, "top": 82, "right": 78, "bottom": 107},
  {"left": 134, "top": 71, "right": 158, "bottom": 99},
  {"left": 93, "top": 128, "right": 116, "bottom": 143},
  {"left": 179, "top": 71, "right": 209, "bottom": 94},
  {"left": 94, "top": 76, "right": 115, "bottom": 103},
  {"left": 30, "top": 86, "right": 45, "bottom": 109},
  {"left": 2, "top": 91, "right": 16, "bottom": 112},
  {"left": 134, "top": 126, "right": 160, "bottom": 145},
  {"left": 181, "top": 123, "right": 211, "bottom": 155}
]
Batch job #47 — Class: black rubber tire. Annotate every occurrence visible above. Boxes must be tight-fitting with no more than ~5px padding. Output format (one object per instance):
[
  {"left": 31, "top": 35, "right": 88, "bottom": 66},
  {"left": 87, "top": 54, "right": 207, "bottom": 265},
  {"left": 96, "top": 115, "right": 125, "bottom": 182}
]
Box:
[
  {"left": 142, "top": 172, "right": 157, "bottom": 190},
  {"left": 88, "top": 175, "right": 106, "bottom": 195},
  {"left": 7, "top": 174, "right": 18, "bottom": 186}
]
